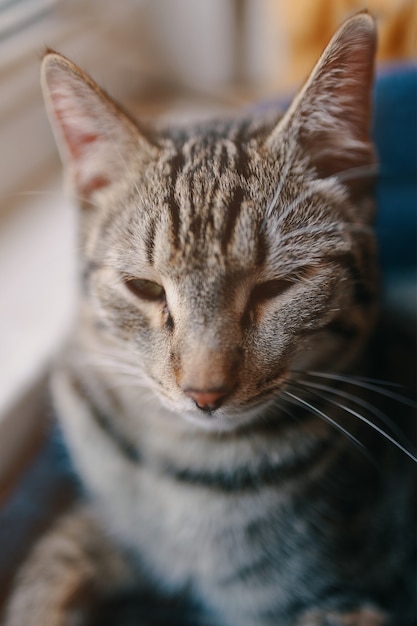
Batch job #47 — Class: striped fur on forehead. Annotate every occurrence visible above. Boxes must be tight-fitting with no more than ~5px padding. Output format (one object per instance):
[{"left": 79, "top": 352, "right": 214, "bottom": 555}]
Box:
[
  {"left": 162, "top": 117, "right": 276, "bottom": 270},
  {"left": 101, "top": 116, "right": 279, "bottom": 277}
]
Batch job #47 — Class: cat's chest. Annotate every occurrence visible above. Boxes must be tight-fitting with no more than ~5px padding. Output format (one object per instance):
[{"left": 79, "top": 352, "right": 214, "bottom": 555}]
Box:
[
  {"left": 96, "top": 447, "right": 301, "bottom": 616},
  {"left": 97, "top": 453, "right": 330, "bottom": 626},
  {"left": 54, "top": 362, "right": 341, "bottom": 623}
]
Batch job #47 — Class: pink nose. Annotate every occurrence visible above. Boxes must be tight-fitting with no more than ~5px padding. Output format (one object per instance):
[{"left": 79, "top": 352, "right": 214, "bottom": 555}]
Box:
[{"left": 183, "top": 387, "right": 230, "bottom": 411}]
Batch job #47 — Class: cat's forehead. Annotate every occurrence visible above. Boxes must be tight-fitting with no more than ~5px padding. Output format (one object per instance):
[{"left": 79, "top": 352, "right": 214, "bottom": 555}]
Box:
[
  {"left": 101, "top": 113, "right": 351, "bottom": 283},
  {"left": 138, "top": 118, "right": 276, "bottom": 275}
]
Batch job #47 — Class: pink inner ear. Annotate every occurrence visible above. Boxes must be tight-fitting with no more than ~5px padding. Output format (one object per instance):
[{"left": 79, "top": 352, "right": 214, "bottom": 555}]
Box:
[
  {"left": 68, "top": 131, "right": 100, "bottom": 160},
  {"left": 50, "top": 90, "right": 111, "bottom": 195},
  {"left": 76, "top": 174, "right": 109, "bottom": 196},
  {"left": 54, "top": 103, "right": 100, "bottom": 160}
]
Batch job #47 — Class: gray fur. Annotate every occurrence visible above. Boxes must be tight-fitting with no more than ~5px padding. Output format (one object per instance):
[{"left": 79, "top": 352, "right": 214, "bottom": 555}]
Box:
[{"left": 3, "top": 13, "right": 415, "bottom": 626}]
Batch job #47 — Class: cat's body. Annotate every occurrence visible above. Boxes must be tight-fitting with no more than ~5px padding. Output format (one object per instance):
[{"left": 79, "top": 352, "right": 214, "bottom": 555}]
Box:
[
  {"left": 49, "top": 338, "right": 415, "bottom": 626},
  {"left": 3, "top": 13, "right": 416, "bottom": 626}
]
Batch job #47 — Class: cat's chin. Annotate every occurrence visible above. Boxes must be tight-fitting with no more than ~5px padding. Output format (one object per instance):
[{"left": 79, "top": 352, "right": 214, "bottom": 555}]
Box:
[
  {"left": 152, "top": 390, "right": 276, "bottom": 432},
  {"left": 180, "top": 403, "right": 272, "bottom": 433}
]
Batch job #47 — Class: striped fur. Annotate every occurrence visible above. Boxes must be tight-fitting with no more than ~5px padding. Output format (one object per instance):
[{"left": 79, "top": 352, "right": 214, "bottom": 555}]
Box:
[{"left": 4, "top": 13, "right": 415, "bottom": 626}]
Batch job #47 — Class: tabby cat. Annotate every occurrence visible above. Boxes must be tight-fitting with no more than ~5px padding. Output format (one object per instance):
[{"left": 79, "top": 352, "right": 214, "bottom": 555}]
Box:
[{"left": 3, "top": 12, "right": 416, "bottom": 626}]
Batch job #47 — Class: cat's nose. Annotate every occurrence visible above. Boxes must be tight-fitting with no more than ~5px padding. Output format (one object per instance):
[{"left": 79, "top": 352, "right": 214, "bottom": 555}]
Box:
[{"left": 183, "top": 387, "right": 230, "bottom": 412}]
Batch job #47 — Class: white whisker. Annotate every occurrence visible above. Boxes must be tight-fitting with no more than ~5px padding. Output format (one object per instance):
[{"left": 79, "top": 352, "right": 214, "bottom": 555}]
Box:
[
  {"left": 282, "top": 389, "right": 371, "bottom": 460},
  {"left": 294, "top": 378, "right": 412, "bottom": 451},
  {"left": 273, "top": 185, "right": 320, "bottom": 230},
  {"left": 277, "top": 222, "right": 373, "bottom": 245},
  {"left": 296, "top": 384, "right": 416, "bottom": 463},
  {"left": 105, "top": 128, "right": 144, "bottom": 201},
  {"left": 332, "top": 163, "right": 378, "bottom": 184},
  {"left": 303, "top": 371, "right": 417, "bottom": 408},
  {"left": 261, "top": 140, "right": 300, "bottom": 230},
  {"left": 277, "top": 224, "right": 340, "bottom": 244}
]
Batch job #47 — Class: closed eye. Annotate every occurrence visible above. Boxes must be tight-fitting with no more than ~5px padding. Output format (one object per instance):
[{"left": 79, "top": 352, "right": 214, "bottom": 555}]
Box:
[
  {"left": 124, "top": 277, "right": 166, "bottom": 302},
  {"left": 249, "top": 265, "right": 321, "bottom": 306},
  {"left": 241, "top": 277, "right": 295, "bottom": 328},
  {"left": 249, "top": 278, "right": 294, "bottom": 305}
]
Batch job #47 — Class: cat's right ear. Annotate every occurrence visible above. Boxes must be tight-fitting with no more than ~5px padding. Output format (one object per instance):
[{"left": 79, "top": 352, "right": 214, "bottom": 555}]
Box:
[
  {"left": 266, "top": 12, "right": 376, "bottom": 183},
  {"left": 41, "top": 51, "right": 156, "bottom": 203}
]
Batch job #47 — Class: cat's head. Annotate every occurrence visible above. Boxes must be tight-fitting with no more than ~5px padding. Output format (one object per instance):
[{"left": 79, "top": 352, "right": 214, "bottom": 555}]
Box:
[{"left": 41, "top": 13, "right": 378, "bottom": 431}]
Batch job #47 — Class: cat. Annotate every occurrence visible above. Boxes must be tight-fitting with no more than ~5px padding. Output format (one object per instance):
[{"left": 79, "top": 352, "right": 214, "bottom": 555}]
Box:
[{"left": 3, "top": 11, "right": 416, "bottom": 626}]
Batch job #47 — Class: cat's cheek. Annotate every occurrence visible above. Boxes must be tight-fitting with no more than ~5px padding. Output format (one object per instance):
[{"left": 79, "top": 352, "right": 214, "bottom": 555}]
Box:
[
  {"left": 293, "top": 321, "right": 367, "bottom": 373},
  {"left": 92, "top": 282, "right": 170, "bottom": 340},
  {"left": 252, "top": 280, "right": 337, "bottom": 334},
  {"left": 96, "top": 306, "right": 152, "bottom": 344},
  {"left": 238, "top": 334, "right": 292, "bottom": 401},
  {"left": 241, "top": 312, "right": 336, "bottom": 393}
]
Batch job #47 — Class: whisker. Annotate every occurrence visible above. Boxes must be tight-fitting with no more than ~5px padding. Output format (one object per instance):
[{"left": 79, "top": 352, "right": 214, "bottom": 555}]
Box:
[
  {"left": 80, "top": 347, "right": 144, "bottom": 365},
  {"left": 88, "top": 354, "right": 140, "bottom": 366},
  {"left": 76, "top": 350, "right": 162, "bottom": 404},
  {"left": 260, "top": 139, "right": 300, "bottom": 231},
  {"left": 87, "top": 360, "right": 143, "bottom": 376},
  {"left": 105, "top": 379, "right": 149, "bottom": 392},
  {"left": 331, "top": 163, "right": 379, "bottom": 184},
  {"left": 292, "top": 378, "right": 413, "bottom": 452},
  {"left": 289, "top": 382, "right": 416, "bottom": 463},
  {"left": 75, "top": 351, "right": 153, "bottom": 381},
  {"left": 341, "top": 375, "right": 404, "bottom": 389},
  {"left": 10, "top": 187, "right": 102, "bottom": 210},
  {"left": 275, "top": 223, "right": 374, "bottom": 249},
  {"left": 104, "top": 383, "right": 156, "bottom": 410},
  {"left": 272, "top": 184, "right": 319, "bottom": 231},
  {"left": 321, "top": 163, "right": 410, "bottom": 185},
  {"left": 277, "top": 225, "right": 340, "bottom": 244},
  {"left": 266, "top": 398, "right": 299, "bottom": 423},
  {"left": 293, "top": 370, "right": 404, "bottom": 389},
  {"left": 281, "top": 390, "right": 372, "bottom": 462},
  {"left": 302, "top": 371, "right": 417, "bottom": 409},
  {"left": 105, "top": 128, "right": 144, "bottom": 200},
  {"left": 109, "top": 373, "right": 149, "bottom": 386},
  {"left": 293, "top": 383, "right": 417, "bottom": 463}
]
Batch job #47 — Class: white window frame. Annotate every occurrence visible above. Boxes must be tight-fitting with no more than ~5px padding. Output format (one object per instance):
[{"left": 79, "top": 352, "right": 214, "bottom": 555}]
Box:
[{"left": 0, "top": 1, "right": 98, "bottom": 486}]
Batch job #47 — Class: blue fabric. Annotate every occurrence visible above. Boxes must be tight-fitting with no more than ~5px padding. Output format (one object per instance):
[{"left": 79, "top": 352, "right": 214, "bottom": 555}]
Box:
[{"left": 372, "top": 64, "right": 417, "bottom": 272}]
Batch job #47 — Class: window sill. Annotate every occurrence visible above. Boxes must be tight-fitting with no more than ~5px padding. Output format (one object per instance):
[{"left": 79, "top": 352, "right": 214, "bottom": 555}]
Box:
[{"left": 0, "top": 175, "right": 76, "bottom": 486}]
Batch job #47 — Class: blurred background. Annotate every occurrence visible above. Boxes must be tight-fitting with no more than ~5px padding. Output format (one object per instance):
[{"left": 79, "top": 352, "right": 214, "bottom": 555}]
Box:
[{"left": 0, "top": 0, "right": 415, "bottom": 483}]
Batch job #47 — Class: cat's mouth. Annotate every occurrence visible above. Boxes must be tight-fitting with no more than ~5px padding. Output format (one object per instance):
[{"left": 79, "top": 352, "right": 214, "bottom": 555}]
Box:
[
  {"left": 181, "top": 405, "right": 264, "bottom": 432},
  {"left": 181, "top": 386, "right": 287, "bottom": 432},
  {"left": 179, "top": 366, "right": 289, "bottom": 426},
  {"left": 152, "top": 370, "right": 289, "bottom": 431}
]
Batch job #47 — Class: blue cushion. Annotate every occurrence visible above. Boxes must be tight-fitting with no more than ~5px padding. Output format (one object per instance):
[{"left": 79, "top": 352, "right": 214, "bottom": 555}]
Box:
[{"left": 373, "top": 64, "right": 417, "bottom": 272}]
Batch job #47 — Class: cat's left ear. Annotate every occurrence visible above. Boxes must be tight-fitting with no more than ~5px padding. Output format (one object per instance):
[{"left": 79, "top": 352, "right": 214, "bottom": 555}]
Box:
[
  {"left": 41, "top": 50, "right": 157, "bottom": 202},
  {"left": 267, "top": 12, "right": 376, "bottom": 180}
]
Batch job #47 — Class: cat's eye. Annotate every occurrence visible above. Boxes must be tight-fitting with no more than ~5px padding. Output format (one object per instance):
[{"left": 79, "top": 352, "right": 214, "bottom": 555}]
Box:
[
  {"left": 242, "top": 278, "right": 294, "bottom": 328},
  {"left": 250, "top": 278, "right": 294, "bottom": 304},
  {"left": 124, "top": 278, "right": 166, "bottom": 302}
]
